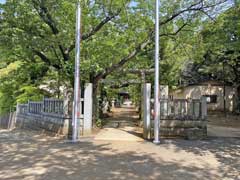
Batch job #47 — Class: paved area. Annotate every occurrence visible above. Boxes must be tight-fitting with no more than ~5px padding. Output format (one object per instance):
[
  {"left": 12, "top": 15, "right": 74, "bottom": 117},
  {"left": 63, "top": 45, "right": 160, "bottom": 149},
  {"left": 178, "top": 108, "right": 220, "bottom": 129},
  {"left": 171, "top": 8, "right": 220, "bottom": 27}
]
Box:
[
  {"left": 208, "top": 124, "right": 240, "bottom": 138},
  {"left": 94, "top": 126, "right": 144, "bottom": 141},
  {"left": 95, "top": 106, "right": 143, "bottom": 141},
  {"left": 208, "top": 113, "right": 240, "bottom": 138},
  {"left": 0, "top": 129, "right": 239, "bottom": 180},
  {"left": 1, "top": 108, "right": 240, "bottom": 180}
]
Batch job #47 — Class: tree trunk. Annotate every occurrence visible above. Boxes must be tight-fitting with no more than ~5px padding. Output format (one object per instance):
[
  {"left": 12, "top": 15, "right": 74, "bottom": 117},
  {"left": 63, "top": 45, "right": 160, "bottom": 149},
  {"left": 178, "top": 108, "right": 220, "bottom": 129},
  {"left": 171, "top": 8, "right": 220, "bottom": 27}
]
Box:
[
  {"left": 90, "top": 72, "right": 99, "bottom": 125},
  {"left": 237, "top": 85, "right": 240, "bottom": 113},
  {"left": 92, "top": 82, "right": 98, "bottom": 124}
]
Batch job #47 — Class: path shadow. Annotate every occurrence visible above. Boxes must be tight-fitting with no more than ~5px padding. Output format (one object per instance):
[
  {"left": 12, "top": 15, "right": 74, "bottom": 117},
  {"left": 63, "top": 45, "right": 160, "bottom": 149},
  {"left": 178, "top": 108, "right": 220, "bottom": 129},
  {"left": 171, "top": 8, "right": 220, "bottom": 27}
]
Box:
[
  {"left": 163, "top": 137, "right": 240, "bottom": 180},
  {"left": 0, "top": 129, "right": 228, "bottom": 180},
  {"left": 119, "top": 128, "right": 143, "bottom": 138}
]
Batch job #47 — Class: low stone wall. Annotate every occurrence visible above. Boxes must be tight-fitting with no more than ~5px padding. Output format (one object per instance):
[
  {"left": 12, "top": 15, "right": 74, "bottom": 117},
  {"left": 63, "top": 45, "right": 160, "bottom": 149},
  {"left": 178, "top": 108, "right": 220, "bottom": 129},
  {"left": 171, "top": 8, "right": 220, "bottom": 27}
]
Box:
[
  {"left": 0, "top": 112, "right": 16, "bottom": 129},
  {"left": 16, "top": 113, "right": 71, "bottom": 137},
  {"left": 151, "top": 120, "right": 207, "bottom": 139}
]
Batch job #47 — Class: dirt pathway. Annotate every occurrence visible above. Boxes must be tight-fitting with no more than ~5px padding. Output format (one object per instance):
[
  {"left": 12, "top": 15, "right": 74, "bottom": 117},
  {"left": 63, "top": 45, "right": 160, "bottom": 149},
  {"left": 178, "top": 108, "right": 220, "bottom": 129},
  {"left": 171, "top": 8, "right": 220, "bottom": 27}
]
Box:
[{"left": 94, "top": 106, "right": 143, "bottom": 141}]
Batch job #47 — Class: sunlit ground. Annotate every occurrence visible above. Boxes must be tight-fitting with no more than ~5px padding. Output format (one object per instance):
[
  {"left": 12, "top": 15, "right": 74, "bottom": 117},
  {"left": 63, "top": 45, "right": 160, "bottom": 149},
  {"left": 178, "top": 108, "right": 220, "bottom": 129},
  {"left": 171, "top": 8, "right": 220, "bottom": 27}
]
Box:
[{"left": 0, "top": 129, "right": 239, "bottom": 180}]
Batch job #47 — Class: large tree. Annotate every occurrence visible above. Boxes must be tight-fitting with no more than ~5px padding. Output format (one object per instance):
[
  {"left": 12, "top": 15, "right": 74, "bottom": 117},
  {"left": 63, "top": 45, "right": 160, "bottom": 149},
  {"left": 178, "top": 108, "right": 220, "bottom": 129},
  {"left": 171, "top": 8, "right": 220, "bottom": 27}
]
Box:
[
  {"left": 0, "top": 0, "right": 229, "bottom": 115},
  {"left": 181, "top": 3, "right": 240, "bottom": 87}
]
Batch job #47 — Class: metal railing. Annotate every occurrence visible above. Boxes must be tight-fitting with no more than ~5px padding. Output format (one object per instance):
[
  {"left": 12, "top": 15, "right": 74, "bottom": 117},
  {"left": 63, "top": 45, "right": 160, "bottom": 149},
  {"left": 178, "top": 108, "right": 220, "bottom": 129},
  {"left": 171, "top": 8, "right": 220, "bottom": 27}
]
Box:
[
  {"left": 155, "top": 99, "right": 204, "bottom": 120},
  {"left": 42, "top": 98, "right": 64, "bottom": 116},
  {"left": 18, "top": 98, "right": 66, "bottom": 117},
  {"left": 29, "top": 101, "right": 43, "bottom": 115}
]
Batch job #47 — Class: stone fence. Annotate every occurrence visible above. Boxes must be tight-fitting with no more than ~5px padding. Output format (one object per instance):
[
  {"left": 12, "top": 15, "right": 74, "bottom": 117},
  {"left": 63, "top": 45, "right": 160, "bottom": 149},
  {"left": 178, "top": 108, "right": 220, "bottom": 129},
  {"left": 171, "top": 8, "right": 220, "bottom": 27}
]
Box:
[
  {"left": 143, "top": 84, "right": 207, "bottom": 140},
  {"left": 16, "top": 98, "right": 72, "bottom": 137},
  {"left": 16, "top": 83, "right": 93, "bottom": 137}
]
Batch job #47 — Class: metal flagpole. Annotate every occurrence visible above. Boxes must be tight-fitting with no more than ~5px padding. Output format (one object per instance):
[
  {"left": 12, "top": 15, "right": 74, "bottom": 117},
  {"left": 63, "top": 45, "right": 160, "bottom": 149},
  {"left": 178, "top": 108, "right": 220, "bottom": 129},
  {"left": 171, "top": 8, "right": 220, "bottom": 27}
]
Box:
[
  {"left": 72, "top": 0, "right": 81, "bottom": 142},
  {"left": 153, "top": 0, "right": 160, "bottom": 144}
]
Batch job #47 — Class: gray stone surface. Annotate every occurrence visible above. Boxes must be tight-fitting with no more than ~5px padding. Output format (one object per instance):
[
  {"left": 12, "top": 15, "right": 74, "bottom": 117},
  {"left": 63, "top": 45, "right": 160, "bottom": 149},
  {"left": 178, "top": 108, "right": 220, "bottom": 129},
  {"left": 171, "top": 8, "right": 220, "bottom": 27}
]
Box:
[
  {"left": 143, "top": 83, "right": 151, "bottom": 140},
  {"left": 149, "top": 119, "right": 207, "bottom": 138},
  {"left": 187, "top": 127, "right": 207, "bottom": 140},
  {"left": 16, "top": 113, "right": 71, "bottom": 137},
  {"left": 83, "top": 83, "right": 93, "bottom": 135}
]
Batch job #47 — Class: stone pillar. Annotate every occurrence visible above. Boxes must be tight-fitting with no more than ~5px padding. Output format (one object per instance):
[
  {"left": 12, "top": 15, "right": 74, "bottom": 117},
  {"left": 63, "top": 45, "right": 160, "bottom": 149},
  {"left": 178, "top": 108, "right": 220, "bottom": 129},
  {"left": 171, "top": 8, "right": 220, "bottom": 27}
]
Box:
[
  {"left": 140, "top": 72, "right": 146, "bottom": 121},
  {"left": 27, "top": 100, "right": 30, "bottom": 114},
  {"left": 143, "top": 83, "right": 151, "bottom": 140},
  {"left": 83, "top": 83, "right": 93, "bottom": 135},
  {"left": 201, "top": 96, "right": 207, "bottom": 120},
  {"left": 16, "top": 103, "right": 20, "bottom": 116},
  {"left": 160, "top": 85, "right": 169, "bottom": 98},
  {"left": 160, "top": 85, "right": 169, "bottom": 116}
]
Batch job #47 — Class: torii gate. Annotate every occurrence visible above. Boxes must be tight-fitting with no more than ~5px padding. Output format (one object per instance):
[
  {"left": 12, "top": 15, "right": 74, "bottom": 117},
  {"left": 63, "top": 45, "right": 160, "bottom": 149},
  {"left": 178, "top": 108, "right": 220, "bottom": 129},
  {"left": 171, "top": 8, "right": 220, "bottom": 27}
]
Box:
[
  {"left": 73, "top": 0, "right": 161, "bottom": 143},
  {"left": 100, "top": 69, "right": 154, "bottom": 85},
  {"left": 100, "top": 69, "right": 154, "bottom": 140}
]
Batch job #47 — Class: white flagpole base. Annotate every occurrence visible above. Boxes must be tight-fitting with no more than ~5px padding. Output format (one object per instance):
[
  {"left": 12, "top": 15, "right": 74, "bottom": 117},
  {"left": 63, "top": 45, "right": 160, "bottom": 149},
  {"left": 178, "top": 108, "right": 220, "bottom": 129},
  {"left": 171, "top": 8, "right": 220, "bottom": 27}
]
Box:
[{"left": 153, "top": 140, "right": 160, "bottom": 144}]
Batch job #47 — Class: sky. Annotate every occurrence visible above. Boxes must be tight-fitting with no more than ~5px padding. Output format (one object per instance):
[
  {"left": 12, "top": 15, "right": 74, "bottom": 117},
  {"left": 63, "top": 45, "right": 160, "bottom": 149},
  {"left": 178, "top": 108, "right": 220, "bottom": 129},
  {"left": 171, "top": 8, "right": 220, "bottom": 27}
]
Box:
[{"left": 0, "top": 0, "right": 5, "bottom": 4}]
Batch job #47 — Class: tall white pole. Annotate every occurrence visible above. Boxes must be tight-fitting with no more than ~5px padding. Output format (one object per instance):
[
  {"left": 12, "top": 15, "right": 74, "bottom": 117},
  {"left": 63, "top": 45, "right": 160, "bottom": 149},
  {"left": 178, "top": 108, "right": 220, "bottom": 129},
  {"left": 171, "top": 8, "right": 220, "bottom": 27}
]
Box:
[
  {"left": 153, "top": 0, "right": 160, "bottom": 144},
  {"left": 72, "top": 0, "right": 81, "bottom": 142}
]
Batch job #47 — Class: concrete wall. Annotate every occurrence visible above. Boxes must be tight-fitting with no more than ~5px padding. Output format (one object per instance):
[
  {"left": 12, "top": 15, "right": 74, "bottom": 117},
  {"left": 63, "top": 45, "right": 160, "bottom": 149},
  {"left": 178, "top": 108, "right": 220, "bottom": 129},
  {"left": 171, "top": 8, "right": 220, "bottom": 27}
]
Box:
[
  {"left": 16, "top": 83, "right": 93, "bottom": 137},
  {"left": 172, "top": 85, "right": 237, "bottom": 112},
  {"left": 16, "top": 113, "right": 71, "bottom": 137},
  {"left": 0, "top": 112, "right": 16, "bottom": 129},
  {"left": 154, "top": 120, "right": 207, "bottom": 139}
]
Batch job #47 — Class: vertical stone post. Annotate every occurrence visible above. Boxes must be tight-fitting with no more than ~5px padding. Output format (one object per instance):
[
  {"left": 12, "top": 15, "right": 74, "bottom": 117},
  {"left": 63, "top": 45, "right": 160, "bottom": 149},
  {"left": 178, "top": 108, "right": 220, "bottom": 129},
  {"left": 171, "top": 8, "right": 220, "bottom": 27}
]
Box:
[
  {"left": 160, "top": 85, "right": 169, "bottom": 117},
  {"left": 15, "top": 103, "right": 20, "bottom": 126},
  {"left": 28, "top": 100, "right": 30, "bottom": 114},
  {"left": 201, "top": 96, "right": 207, "bottom": 120},
  {"left": 83, "top": 83, "right": 93, "bottom": 135},
  {"left": 62, "top": 90, "right": 72, "bottom": 136},
  {"left": 16, "top": 103, "right": 19, "bottom": 115},
  {"left": 140, "top": 71, "right": 146, "bottom": 121},
  {"left": 143, "top": 83, "right": 151, "bottom": 140},
  {"left": 42, "top": 98, "right": 45, "bottom": 113}
]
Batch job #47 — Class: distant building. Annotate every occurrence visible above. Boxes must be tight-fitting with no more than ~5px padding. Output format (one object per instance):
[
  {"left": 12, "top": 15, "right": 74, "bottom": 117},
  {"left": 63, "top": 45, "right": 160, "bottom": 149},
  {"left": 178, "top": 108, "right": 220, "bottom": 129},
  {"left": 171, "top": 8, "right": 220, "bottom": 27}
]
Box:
[{"left": 171, "top": 80, "right": 237, "bottom": 112}]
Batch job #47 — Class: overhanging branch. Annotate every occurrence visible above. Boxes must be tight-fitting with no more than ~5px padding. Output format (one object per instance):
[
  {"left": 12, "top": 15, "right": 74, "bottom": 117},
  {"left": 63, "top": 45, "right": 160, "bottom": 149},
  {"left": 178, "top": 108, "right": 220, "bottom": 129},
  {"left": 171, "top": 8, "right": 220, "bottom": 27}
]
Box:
[
  {"left": 67, "top": 11, "right": 121, "bottom": 54},
  {"left": 32, "top": 0, "right": 69, "bottom": 61},
  {"left": 32, "top": 49, "right": 61, "bottom": 69}
]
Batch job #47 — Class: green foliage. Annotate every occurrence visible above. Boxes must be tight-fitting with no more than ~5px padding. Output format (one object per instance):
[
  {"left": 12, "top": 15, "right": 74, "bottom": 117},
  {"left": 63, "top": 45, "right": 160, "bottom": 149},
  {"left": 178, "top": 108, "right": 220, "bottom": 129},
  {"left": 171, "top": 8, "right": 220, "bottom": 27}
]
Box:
[
  {"left": 16, "top": 86, "right": 44, "bottom": 103},
  {"left": 181, "top": 4, "right": 240, "bottom": 86},
  {"left": 0, "top": 0, "right": 234, "bottom": 114},
  {"left": 96, "top": 118, "right": 107, "bottom": 128}
]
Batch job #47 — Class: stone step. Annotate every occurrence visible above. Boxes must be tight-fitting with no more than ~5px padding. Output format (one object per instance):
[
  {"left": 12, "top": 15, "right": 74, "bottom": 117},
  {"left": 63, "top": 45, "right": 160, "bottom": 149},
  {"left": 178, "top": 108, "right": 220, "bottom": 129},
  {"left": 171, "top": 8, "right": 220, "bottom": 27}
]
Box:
[
  {"left": 150, "top": 127, "right": 207, "bottom": 139},
  {"left": 104, "top": 121, "right": 137, "bottom": 128}
]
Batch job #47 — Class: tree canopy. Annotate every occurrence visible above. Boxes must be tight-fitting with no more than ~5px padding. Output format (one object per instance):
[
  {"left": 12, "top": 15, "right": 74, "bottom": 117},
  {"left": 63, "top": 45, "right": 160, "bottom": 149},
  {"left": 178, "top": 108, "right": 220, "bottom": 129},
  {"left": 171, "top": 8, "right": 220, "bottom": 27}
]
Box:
[
  {"left": 181, "top": 3, "right": 240, "bottom": 87},
  {"left": 0, "top": 0, "right": 236, "bottom": 114}
]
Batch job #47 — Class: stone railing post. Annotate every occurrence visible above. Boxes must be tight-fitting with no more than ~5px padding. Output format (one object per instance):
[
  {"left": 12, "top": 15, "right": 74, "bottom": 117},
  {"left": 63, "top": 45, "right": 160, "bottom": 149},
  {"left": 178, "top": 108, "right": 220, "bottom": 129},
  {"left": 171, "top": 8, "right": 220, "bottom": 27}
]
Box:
[
  {"left": 143, "top": 83, "right": 151, "bottom": 140},
  {"left": 201, "top": 96, "right": 207, "bottom": 120},
  {"left": 42, "top": 98, "right": 45, "bottom": 114},
  {"left": 16, "top": 103, "right": 19, "bottom": 115},
  {"left": 27, "top": 100, "right": 30, "bottom": 114},
  {"left": 83, "top": 83, "right": 93, "bottom": 135}
]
